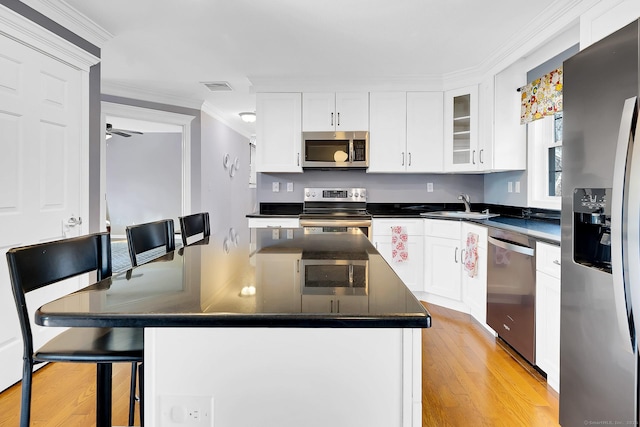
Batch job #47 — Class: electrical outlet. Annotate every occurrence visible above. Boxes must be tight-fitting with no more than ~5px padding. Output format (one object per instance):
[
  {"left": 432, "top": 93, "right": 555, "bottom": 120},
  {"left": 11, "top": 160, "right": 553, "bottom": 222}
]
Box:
[
  {"left": 426, "top": 182, "right": 434, "bottom": 193},
  {"left": 286, "top": 182, "right": 294, "bottom": 192},
  {"left": 159, "top": 395, "right": 213, "bottom": 426},
  {"left": 286, "top": 229, "right": 294, "bottom": 239},
  {"left": 272, "top": 229, "right": 280, "bottom": 240},
  {"left": 272, "top": 182, "right": 280, "bottom": 192},
  {"left": 508, "top": 182, "right": 513, "bottom": 193}
]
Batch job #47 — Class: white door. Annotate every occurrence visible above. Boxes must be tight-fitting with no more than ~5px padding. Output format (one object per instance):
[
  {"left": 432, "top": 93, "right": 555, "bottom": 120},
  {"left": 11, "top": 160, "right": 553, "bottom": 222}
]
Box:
[{"left": 0, "top": 33, "right": 86, "bottom": 391}]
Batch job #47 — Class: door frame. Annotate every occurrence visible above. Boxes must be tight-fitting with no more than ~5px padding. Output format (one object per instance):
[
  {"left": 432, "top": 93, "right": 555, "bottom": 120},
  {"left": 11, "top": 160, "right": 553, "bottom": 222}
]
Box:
[{"left": 100, "top": 102, "right": 195, "bottom": 232}]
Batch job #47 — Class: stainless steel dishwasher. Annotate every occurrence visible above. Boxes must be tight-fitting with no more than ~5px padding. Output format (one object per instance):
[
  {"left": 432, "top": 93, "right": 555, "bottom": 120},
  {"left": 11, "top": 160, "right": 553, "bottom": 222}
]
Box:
[{"left": 486, "top": 228, "right": 536, "bottom": 364}]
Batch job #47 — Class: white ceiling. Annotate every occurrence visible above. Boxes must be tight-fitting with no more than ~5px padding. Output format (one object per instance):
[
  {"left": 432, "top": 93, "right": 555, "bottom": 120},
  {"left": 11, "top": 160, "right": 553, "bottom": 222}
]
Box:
[{"left": 43, "top": 0, "right": 587, "bottom": 136}]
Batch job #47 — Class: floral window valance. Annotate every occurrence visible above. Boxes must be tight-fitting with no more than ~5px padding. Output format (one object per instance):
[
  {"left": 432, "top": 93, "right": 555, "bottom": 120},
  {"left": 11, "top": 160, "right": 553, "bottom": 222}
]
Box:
[{"left": 520, "top": 67, "right": 563, "bottom": 124}]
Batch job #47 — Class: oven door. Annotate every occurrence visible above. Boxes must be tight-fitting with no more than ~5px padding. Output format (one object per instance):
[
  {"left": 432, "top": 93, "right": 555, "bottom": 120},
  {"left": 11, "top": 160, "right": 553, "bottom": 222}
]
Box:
[{"left": 299, "top": 219, "right": 371, "bottom": 240}]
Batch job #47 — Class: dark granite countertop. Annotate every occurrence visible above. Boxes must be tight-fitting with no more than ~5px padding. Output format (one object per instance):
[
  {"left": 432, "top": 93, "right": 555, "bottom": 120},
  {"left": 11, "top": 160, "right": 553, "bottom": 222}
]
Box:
[
  {"left": 249, "top": 202, "right": 561, "bottom": 244},
  {"left": 36, "top": 229, "right": 430, "bottom": 329}
]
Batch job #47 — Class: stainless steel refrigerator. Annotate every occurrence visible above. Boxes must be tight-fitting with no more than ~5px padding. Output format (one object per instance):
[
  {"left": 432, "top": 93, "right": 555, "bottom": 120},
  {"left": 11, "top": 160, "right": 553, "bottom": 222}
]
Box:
[{"left": 561, "top": 19, "right": 640, "bottom": 425}]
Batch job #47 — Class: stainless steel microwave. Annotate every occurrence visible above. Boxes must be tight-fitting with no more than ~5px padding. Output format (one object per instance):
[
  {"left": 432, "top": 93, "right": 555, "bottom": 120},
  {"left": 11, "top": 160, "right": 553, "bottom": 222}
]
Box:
[{"left": 302, "top": 131, "right": 369, "bottom": 169}]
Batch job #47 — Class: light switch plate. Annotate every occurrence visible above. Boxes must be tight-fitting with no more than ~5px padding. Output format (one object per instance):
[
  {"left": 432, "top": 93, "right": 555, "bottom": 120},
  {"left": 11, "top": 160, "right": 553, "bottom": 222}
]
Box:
[
  {"left": 272, "top": 182, "right": 280, "bottom": 192},
  {"left": 426, "top": 182, "right": 434, "bottom": 193},
  {"left": 286, "top": 182, "right": 294, "bottom": 192}
]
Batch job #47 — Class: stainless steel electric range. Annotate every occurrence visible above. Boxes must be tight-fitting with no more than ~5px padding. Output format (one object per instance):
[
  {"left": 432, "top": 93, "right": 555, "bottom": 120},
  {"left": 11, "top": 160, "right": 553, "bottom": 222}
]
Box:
[{"left": 298, "top": 187, "right": 371, "bottom": 239}]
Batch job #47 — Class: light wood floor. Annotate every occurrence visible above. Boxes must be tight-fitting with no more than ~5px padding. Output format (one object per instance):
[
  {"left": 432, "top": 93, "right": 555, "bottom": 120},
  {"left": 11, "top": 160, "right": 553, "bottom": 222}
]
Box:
[{"left": 0, "top": 303, "right": 558, "bottom": 427}]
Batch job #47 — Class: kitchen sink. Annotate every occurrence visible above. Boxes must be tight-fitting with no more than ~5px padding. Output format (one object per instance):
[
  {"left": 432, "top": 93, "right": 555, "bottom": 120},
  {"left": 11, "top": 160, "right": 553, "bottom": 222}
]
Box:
[{"left": 420, "top": 211, "right": 499, "bottom": 220}]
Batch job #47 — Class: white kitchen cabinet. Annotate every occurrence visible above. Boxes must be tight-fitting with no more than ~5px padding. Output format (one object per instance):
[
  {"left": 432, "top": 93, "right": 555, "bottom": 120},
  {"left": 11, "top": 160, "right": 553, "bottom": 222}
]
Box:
[
  {"left": 489, "top": 60, "right": 527, "bottom": 171},
  {"left": 255, "top": 251, "right": 302, "bottom": 313},
  {"left": 444, "top": 85, "right": 479, "bottom": 172},
  {"left": 368, "top": 92, "right": 407, "bottom": 172},
  {"left": 369, "top": 92, "right": 443, "bottom": 173},
  {"left": 302, "top": 92, "right": 369, "bottom": 131},
  {"left": 424, "top": 219, "right": 462, "bottom": 300},
  {"left": 372, "top": 218, "right": 424, "bottom": 293},
  {"left": 247, "top": 217, "right": 300, "bottom": 229},
  {"left": 256, "top": 93, "right": 302, "bottom": 172},
  {"left": 406, "top": 91, "right": 444, "bottom": 172},
  {"left": 461, "top": 222, "right": 489, "bottom": 327},
  {"left": 535, "top": 241, "right": 561, "bottom": 393}
]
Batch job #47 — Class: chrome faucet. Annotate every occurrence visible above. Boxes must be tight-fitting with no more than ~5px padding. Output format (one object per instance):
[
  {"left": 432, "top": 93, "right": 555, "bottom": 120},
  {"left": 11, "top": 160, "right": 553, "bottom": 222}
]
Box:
[{"left": 458, "top": 194, "right": 471, "bottom": 212}]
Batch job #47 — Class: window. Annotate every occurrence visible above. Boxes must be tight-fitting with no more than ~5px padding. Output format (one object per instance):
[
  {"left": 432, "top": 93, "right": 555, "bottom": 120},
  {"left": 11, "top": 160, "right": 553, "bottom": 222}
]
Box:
[
  {"left": 527, "top": 112, "right": 562, "bottom": 209},
  {"left": 548, "top": 112, "right": 563, "bottom": 197}
]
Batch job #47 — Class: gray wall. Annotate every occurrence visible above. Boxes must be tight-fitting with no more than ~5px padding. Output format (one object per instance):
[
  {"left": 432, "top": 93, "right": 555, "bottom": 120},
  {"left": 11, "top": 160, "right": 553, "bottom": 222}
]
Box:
[
  {"left": 106, "top": 132, "right": 183, "bottom": 235},
  {"left": 257, "top": 171, "right": 485, "bottom": 205},
  {"left": 484, "top": 170, "right": 528, "bottom": 207},
  {"left": 201, "top": 112, "right": 254, "bottom": 234},
  {"left": 102, "top": 95, "right": 203, "bottom": 212}
]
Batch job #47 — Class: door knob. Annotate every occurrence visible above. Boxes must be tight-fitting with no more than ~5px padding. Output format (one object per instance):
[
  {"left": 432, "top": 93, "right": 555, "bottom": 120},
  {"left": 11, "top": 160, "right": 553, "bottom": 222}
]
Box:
[{"left": 67, "top": 215, "right": 82, "bottom": 227}]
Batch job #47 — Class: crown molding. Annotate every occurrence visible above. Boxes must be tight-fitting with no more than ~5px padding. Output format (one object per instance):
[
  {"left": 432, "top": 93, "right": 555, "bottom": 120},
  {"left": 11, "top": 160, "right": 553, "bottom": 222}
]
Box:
[
  {"left": 0, "top": 2, "right": 99, "bottom": 70},
  {"left": 19, "top": 0, "right": 112, "bottom": 48},
  {"left": 248, "top": 75, "right": 444, "bottom": 93},
  {"left": 101, "top": 81, "right": 205, "bottom": 110}
]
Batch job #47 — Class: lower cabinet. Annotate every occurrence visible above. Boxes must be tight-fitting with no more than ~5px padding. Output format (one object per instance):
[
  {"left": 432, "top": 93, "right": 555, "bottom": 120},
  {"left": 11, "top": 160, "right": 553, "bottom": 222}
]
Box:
[
  {"left": 461, "top": 222, "right": 489, "bottom": 327},
  {"left": 424, "top": 219, "right": 490, "bottom": 329},
  {"left": 423, "top": 219, "right": 462, "bottom": 300},
  {"left": 372, "top": 219, "right": 424, "bottom": 293},
  {"left": 535, "top": 241, "right": 561, "bottom": 393}
]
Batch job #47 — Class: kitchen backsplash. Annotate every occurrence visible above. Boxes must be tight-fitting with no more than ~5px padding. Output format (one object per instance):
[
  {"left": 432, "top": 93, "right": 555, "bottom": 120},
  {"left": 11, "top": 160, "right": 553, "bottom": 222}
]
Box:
[{"left": 256, "top": 169, "right": 530, "bottom": 208}]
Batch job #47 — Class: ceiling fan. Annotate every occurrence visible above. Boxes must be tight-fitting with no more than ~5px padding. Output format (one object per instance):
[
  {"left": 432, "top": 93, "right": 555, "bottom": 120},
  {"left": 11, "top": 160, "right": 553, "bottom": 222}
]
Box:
[{"left": 106, "top": 123, "right": 144, "bottom": 138}]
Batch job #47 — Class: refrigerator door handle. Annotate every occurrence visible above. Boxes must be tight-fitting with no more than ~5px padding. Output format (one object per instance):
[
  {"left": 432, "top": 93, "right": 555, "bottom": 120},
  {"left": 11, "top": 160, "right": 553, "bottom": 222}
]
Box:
[
  {"left": 610, "top": 96, "right": 637, "bottom": 353},
  {"left": 625, "top": 103, "right": 640, "bottom": 350}
]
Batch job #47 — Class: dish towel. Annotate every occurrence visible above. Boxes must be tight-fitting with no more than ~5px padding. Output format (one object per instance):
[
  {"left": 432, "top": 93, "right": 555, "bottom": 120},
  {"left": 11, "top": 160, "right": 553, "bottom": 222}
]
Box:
[
  {"left": 463, "top": 232, "right": 479, "bottom": 277},
  {"left": 391, "top": 226, "right": 408, "bottom": 263}
]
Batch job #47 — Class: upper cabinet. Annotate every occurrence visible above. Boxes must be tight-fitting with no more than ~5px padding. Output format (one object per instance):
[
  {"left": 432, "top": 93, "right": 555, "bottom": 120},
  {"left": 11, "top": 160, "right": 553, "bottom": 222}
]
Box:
[
  {"left": 256, "top": 93, "right": 303, "bottom": 173},
  {"left": 302, "top": 92, "right": 369, "bottom": 131},
  {"left": 368, "top": 92, "right": 407, "bottom": 172},
  {"left": 444, "top": 85, "right": 479, "bottom": 172},
  {"left": 369, "top": 91, "right": 443, "bottom": 173},
  {"left": 490, "top": 59, "right": 527, "bottom": 171}
]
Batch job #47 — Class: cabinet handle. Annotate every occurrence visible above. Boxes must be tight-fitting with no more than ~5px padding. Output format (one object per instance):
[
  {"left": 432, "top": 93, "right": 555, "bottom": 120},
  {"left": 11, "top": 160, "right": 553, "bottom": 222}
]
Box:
[
  {"left": 402, "top": 152, "right": 405, "bottom": 166},
  {"left": 472, "top": 150, "right": 476, "bottom": 165},
  {"left": 297, "top": 152, "right": 300, "bottom": 166},
  {"left": 337, "top": 299, "right": 340, "bottom": 313},
  {"left": 408, "top": 152, "right": 412, "bottom": 166},
  {"left": 331, "top": 112, "right": 334, "bottom": 127},
  {"left": 337, "top": 112, "right": 340, "bottom": 126},
  {"left": 461, "top": 248, "right": 466, "bottom": 264},
  {"left": 297, "top": 259, "right": 300, "bottom": 273},
  {"left": 553, "top": 260, "right": 561, "bottom": 266},
  {"left": 479, "top": 149, "right": 484, "bottom": 164},
  {"left": 454, "top": 247, "right": 459, "bottom": 263},
  {"left": 330, "top": 299, "right": 334, "bottom": 313}
]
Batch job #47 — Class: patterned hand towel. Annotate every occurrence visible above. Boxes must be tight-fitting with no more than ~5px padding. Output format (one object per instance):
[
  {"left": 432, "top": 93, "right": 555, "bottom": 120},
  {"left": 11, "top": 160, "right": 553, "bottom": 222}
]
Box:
[
  {"left": 463, "top": 232, "right": 479, "bottom": 277},
  {"left": 391, "top": 226, "right": 408, "bottom": 263}
]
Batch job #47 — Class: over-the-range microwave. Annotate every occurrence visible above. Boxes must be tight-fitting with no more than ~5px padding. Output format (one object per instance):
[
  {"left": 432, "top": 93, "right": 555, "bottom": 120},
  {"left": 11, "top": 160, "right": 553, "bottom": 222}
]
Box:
[{"left": 302, "top": 131, "right": 369, "bottom": 169}]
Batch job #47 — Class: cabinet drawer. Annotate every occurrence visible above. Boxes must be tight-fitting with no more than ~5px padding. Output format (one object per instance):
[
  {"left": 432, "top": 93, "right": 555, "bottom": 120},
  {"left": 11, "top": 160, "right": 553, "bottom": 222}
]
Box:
[
  {"left": 536, "top": 242, "right": 561, "bottom": 279},
  {"left": 424, "top": 219, "right": 461, "bottom": 239},
  {"left": 373, "top": 219, "right": 424, "bottom": 235},
  {"left": 248, "top": 217, "right": 300, "bottom": 228}
]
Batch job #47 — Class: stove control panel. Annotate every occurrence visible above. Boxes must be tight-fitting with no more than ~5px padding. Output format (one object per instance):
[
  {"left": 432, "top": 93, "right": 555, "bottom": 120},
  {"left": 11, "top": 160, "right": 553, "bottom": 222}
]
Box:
[{"left": 304, "top": 188, "right": 367, "bottom": 202}]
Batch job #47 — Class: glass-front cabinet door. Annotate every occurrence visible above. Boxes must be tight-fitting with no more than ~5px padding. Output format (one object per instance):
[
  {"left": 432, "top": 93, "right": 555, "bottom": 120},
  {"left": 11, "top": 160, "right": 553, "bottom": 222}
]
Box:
[{"left": 444, "top": 85, "right": 479, "bottom": 172}]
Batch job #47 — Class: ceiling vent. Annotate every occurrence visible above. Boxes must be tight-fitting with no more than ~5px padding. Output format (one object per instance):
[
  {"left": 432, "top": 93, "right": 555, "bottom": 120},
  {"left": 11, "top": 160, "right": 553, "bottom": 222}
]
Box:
[{"left": 202, "top": 81, "right": 233, "bottom": 92}]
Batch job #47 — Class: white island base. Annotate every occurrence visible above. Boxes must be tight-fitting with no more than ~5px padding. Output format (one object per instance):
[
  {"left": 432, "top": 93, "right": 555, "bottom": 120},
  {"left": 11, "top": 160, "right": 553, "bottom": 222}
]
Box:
[{"left": 145, "top": 327, "right": 422, "bottom": 427}]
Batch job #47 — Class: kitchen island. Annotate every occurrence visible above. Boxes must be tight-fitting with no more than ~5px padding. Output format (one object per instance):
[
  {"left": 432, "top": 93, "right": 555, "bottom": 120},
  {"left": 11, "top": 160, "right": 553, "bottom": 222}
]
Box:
[{"left": 37, "top": 228, "right": 430, "bottom": 427}]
